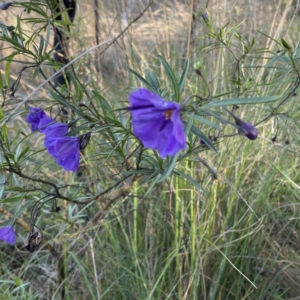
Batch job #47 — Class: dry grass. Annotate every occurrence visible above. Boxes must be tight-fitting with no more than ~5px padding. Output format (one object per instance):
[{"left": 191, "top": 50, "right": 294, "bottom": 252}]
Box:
[{"left": 2, "top": 1, "right": 300, "bottom": 299}]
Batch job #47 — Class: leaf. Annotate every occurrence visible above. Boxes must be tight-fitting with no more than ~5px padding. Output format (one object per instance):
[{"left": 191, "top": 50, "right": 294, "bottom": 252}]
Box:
[
  {"left": 190, "top": 125, "right": 218, "bottom": 153},
  {"left": 0, "top": 71, "right": 4, "bottom": 89},
  {"left": 158, "top": 55, "right": 179, "bottom": 102},
  {"left": 0, "top": 106, "right": 9, "bottom": 146},
  {"left": 0, "top": 195, "right": 24, "bottom": 203},
  {"left": 178, "top": 59, "right": 189, "bottom": 94},
  {"left": 66, "top": 123, "right": 89, "bottom": 136},
  {"left": 50, "top": 92, "right": 91, "bottom": 120},
  {"left": 32, "top": 65, "right": 40, "bottom": 79},
  {"left": 0, "top": 173, "right": 6, "bottom": 199},
  {"left": 175, "top": 170, "right": 202, "bottom": 191},
  {"left": 157, "top": 153, "right": 180, "bottom": 182},
  {"left": 281, "top": 38, "right": 292, "bottom": 51},
  {"left": 184, "top": 112, "right": 195, "bottom": 136},
  {"left": 4, "top": 187, "right": 28, "bottom": 193},
  {"left": 201, "top": 95, "right": 281, "bottom": 109},
  {"left": 145, "top": 70, "right": 160, "bottom": 94},
  {"left": 43, "top": 22, "right": 51, "bottom": 57},
  {"left": 39, "top": 35, "right": 44, "bottom": 56},
  {"left": 193, "top": 115, "right": 221, "bottom": 130},
  {"left": 4, "top": 58, "right": 13, "bottom": 86},
  {"left": 128, "top": 68, "right": 151, "bottom": 87},
  {"left": 293, "top": 41, "right": 300, "bottom": 59},
  {"left": 92, "top": 90, "right": 115, "bottom": 118},
  {"left": 71, "top": 72, "right": 83, "bottom": 102}
]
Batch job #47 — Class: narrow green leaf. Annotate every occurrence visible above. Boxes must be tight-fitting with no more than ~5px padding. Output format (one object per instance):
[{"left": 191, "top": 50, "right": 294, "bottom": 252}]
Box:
[
  {"left": 158, "top": 55, "right": 179, "bottom": 102},
  {"left": 201, "top": 95, "right": 281, "bottom": 109},
  {"left": 32, "top": 65, "right": 40, "bottom": 79},
  {"left": 194, "top": 115, "right": 221, "bottom": 130},
  {"left": 145, "top": 70, "right": 160, "bottom": 94},
  {"left": 145, "top": 174, "right": 160, "bottom": 196},
  {"left": 175, "top": 170, "right": 202, "bottom": 191},
  {"left": 184, "top": 112, "right": 195, "bottom": 136},
  {"left": 66, "top": 123, "right": 89, "bottom": 136},
  {"left": 43, "top": 22, "right": 51, "bottom": 57},
  {"left": 15, "top": 17, "right": 24, "bottom": 47},
  {"left": 190, "top": 125, "right": 218, "bottom": 153},
  {"left": 4, "top": 186, "right": 25, "bottom": 192},
  {"left": 92, "top": 90, "right": 115, "bottom": 118},
  {"left": 4, "top": 58, "right": 13, "bottom": 86},
  {"left": 16, "top": 146, "right": 30, "bottom": 162},
  {"left": 50, "top": 92, "right": 89, "bottom": 119},
  {"left": 0, "top": 104, "right": 9, "bottom": 147},
  {"left": 293, "top": 41, "right": 300, "bottom": 59},
  {"left": 281, "top": 38, "right": 292, "bottom": 51},
  {"left": 158, "top": 153, "right": 180, "bottom": 182},
  {"left": 142, "top": 168, "right": 161, "bottom": 184},
  {"left": 70, "top": 72, "right": 83, "bottom": 101},
  {"left": 0, "top": 72, "right": 3, "bottom": 89},
  {"left": 178, "top": 59, "right": 189, "bottom": 94},
  {"left": 128, "top": 68, "right": 151, "bottom": 87},
  {"left": 0, "top": 195, "right": 24, "bottom": 203},
  {"left": 32, "top": 44, "right": 39, "bottom": 57},
  {"left": 39, "top": 35, "right": 44, "bottom": 56},
  {"left": 0, "top": 21, "right": 8, "bottom": 36},
  {"left": 0, "top": 173, "right": 6, "bottom": 199}
]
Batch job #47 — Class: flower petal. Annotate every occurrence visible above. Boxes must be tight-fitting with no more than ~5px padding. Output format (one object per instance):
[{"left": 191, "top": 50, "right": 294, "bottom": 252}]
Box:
[
  {"left": 129, "top": 88, "right": 179, "bottom": 111},
  {"left": 40, "top": 120, "right": 69, "bottom": 138},
  {"left": 171, "top": 110, "right": 186, "bottom": 146},
  {"left": 44, "top": 138, "right": 59, "bottom": 159},
  {"left": 129, "top": 88, "right": 186, "bottom": 158},
  {"left": 240, "top": 122, "right": 258, "bottom": 140},
  {"left": 57, "top": 148, "right": 80, "bottom": 172},
  {"left": 26, "top": 107, "right": 51, "bottom": 132},
  {"left": 44, "top": 137, "right": 80, "bottom": 172},
  {"left": 0, "top": 226, "right": 16, "bottom": 245},
  {"left": 132, "top": 114, "right": 166, "bottom": 149},
  {"left": 0, "top": 2, "right": 13, "bottom": 10}
]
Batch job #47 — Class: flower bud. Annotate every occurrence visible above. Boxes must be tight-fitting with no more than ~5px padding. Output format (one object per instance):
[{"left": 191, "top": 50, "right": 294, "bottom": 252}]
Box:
[
  {"left": 202, "top": 13, "right": 209, "bottom": 21},
  {"left": 0, "top": 2, "right": 13, "bottom": 10},
  {"left": 237, "top": 121, "right": 258, "bottom": 140},
  {"left": 79, "top": 132, "right": 91, "bottom": 150},
  {"left": 193, "top": 62, "right": 202, "bottom": 70},
  {"left": 67, "top": 120, "right": 77, "bottom": 127},
  {"left": 224, "top": 108, "right": 258, "bottom": 140}
]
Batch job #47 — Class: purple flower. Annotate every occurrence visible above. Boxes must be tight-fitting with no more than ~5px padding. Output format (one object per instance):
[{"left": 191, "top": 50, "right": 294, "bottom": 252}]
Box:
[
  {"left": 45, "top": 136, "right": 80, "bottom": 172},
  {"left": 223, "top": 107, "right": 258, "bottom": 140},
  {"left": 26, "top": 107, "right": 88, "bottom": 172},
  {"left": 0, "top": 2, "right": 13, "bottom": 10},
  {"left": 233, "top": 116, "right": 258, "bottom": 140},
  {"left": 129, "top": 88, "right": 186, "bottom": 158},
  {"left": 237, "top": 122, "right": 258, "bottom": 140},
  {"left": 39, "top": 118, "right": 69, "bottom": 138},
  {"left": 0, "top": 226, "right": 15, "bottom": 245},
  {"left": 202, "top": 13, "right": 209, "bottom": 21},
  {"left": 26, "top": 107, "right": 69, "bottom": 138},
  {"left": 26, "top": 107, "right": 52, "bottom": 132}
]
